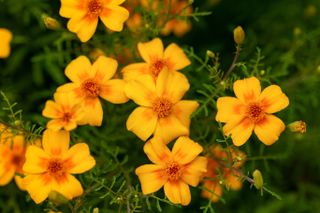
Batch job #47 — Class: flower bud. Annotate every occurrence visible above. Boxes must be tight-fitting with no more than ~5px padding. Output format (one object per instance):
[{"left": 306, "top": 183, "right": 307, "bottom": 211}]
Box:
[
  {"left": 288, "top": 121, "right": 306, "bottom": 133},
  {"left": 48, "top": 191, "right": 69, "bottom": 205},
  {"left": 233, "top": 26, "right": 245, "bottom": 45},
  {"left": 253, "top": 169, "right": 263, "bottom": 190},
  {"left": 42, "top": 14, "right": 61, "bottom": 30},
  {"left": 206, "top": 50, "right": 215, "bottom": 58},
  {"left": 93, "top": 208, "right": 99, "bottom": 213}
]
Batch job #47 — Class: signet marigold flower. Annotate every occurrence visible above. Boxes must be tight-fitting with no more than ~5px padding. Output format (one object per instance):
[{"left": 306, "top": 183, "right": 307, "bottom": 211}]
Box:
[
  {"left": 22, "top": 129, "right": 96, "bottom": 204},
  {"left": 42, "top": 92, "right": 85, "bottom": 131},
  {"left": 121, "top": 37, "right": 191, "bottom": 81},
  {"left": 57, "top": 55, "right": 129, "bottom": 126},
  {"left": 216, "top": 77, "right": 289, "bottom": 146},
  {"left": 135, "top": 137, "right": 207, "bottom": 206},
  {"left": 59, "top": 0, "right": 129, "bottom": 42},
  {"left": 125, "top": 69, "right": 199, "bottom": 143},
  {"left": 0, "top": 28, "right": 12, "bottom": 58}
]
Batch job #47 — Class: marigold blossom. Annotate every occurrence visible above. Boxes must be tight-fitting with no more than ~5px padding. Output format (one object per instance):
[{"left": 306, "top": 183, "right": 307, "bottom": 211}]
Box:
[
  {"left": 121, "top": 37, "right": 190, "bottom": 81},
  {"left": 22, "top": 129, "right": 96, "bottom": 204},
  {"left": 0, "top": 28, "right": 12, "bottom": 58},
  {"left": 125, "top": 69, "right": 198, "bottom": 143},
  {"left": 135, "top": 137, "right": 207, "bottom": 205},
  {"left": 57, "top": 55, "right": 128, "bottom": 126},
  {"left": 42, "top": 92, "right": 85, "bottom": 131},
  {"left": 216, "top": 77, "right": 289, "bottom": 146},
  {"left": 59, "top": 0, "right": 129, "bottom": 42}
]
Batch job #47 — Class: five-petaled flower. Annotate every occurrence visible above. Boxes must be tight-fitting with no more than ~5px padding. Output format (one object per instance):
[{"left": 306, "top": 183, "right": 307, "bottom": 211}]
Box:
[
  {"left": 135, "top": 137, "right": 207, "bottom": 205},
  {"left": 57, "top": 55, "right": 128, "bottom": 126},
  {"left": 216, "top": 77, "right": 289, "bottom": 146},
  {"left": 22, "top": 129, "right": 96, "bottom": 204},
  {"left": 0, "top": 28, "right": 12, "bottom": 58},
  {"left": 125, "top": 69, "right": 199, "bottom": 143},
  {"left": 121, "top": 37, "right": 190, "bottom": 81},
  {"left": 59, "top": 0, "right": 129, "bottom": 42}
]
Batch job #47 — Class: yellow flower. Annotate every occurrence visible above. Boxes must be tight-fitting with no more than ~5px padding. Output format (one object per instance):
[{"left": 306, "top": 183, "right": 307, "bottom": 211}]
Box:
[
  {"left": 121, "top": 37, "right": 190, "bottom": 81},
  {"left": 22, "top": 129, "right": 96, "bottom": 204},
  {"left": 125, "top": 69, "right": 198, "bottom": 143},
  {"left": 135, "top": 137, "right": 207, "bottom": 206},
  {"left": 57, "top": 56, "right": 129, "bottom": 126},
  {"left": 0, "top": 28, "right": 12, "bottom": 58},
  {"left": 42, "top": 92, "right": 85, "bottom": 131},
  {"left": 216, "top": 77, "right": 289, "bottom": 146},
  {"left": 59, "top": 0, "right": 129, "bottom": 42}
]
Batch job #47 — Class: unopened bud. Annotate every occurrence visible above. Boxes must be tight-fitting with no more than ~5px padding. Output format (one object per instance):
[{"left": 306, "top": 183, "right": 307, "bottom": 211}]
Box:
[
  {"left": 42, "top": 15, "right": 61, "bottom": 30},
  {"left": 253, "top": 169, "right": 263, "bottom": 190},
  {"left": 233, "top": 26, "right": 245, "bottom": 45},
  {"left": 48, "top": 191, "right": 69, "bottom": 205},
  {"left": 206, "top": 50, "right": 215, "bottom": 58},
  {"left": 92, "top": 208, "right": 99, "bottom": 213},
  {"left": 288, "top": 121, "right": 306, "bottom": 133},
  {"left": 293, "top": 27, "right": 302, "bottom": 36},
  {"left": 304, "top": 5, "right": 317, "bottom": 17}
]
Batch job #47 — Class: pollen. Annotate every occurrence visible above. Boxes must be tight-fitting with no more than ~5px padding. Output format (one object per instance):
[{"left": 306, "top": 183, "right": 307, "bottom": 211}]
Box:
[
  {"left": 81, "top": 78, "right": 100, "bottom": 98},
  {"left": 87, "top": 0, "right": 102, "bottom": 17},
  {"left": 47, "top": 159, "right": 64, "bottom": 176},
  {"left": 152, "top": 98, "right": 172, "bottom": 118},
  {"left": 150, "top": 60, "right": 166, "bottom": 77},
  {"left": 246, "top": 103, "right": 264, "bottom": 123},
  {"left": 165, "top": 161, "right": 181, "bottom": 181}
]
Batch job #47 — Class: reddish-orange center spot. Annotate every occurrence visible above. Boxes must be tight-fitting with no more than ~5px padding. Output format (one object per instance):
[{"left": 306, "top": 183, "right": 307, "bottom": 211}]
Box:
[
  {"left": 81, "top": 78, "right": 100, "bottom": 98},
  {"left": 87, "top": 0, "right": 102, "bottom": 17},
  {"left": 152, "top": 98, "right": 172, "bottom": 118},
  {"left": 246, "top": 103, "right": 264, "bottom": 123},
  {"left": 62, "top": 112, "right": 72, "bottom": 122},
  {"left": 165, "top": 161, "right": 181, "bottom": 181},
  {"left": 150, "top": 60, "right": 166, "bottom": 77},
  {"left": 47, "top": 159, "right": 64, "bottom": 177},
  {"left": 11, "top": 154, "right": 24, "bottom": 168}
]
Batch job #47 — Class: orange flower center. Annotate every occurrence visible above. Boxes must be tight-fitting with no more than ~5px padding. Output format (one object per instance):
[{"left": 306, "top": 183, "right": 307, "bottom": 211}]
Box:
[
  {"left": 246, "top": 103, "right": 264, "bottom": 123},
  {"left": 11, "top": 154, "right": 25, "bottom": 169},
  {"left": 165, "top": 161, "right": 181, "bottom": 181},
  {"left": 87, "top": 0, "right": 102, "bottom": 17},
  {"left": 152, "top": 98, "right": 172, "bottom": 118},
  {"left": 150, "top": 60, "right": 166, "bottom": 77},
  {"left": 47, "top": 159, "right": 65, "bottom": 177},
  {"left": 81, "top": 78, "right": 100, "bottom": 98},
  {"left": 62, "top": 112, "right": 72, "bottom": 122}
]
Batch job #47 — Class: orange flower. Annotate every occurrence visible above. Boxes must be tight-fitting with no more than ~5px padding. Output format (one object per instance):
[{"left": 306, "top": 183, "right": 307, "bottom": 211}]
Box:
[
  {"left": 121, "top": 37, "right": 190, "bottom": 81},
  {"left": 59, "top": 0, "right": 129, "bottom": 42},
  {"left": 0, "top": 28, "right": 12, "bottom": 58},
  {"left": 202, "top": 145, "right": 246, "bottom": 202},
  {"left": 42, "top": 92, "right": 85, "bottom": 131},
  {"left": 216, "top": 77, "right": 289, "bottom": 146},
  {"left": 57, "top": 56, "right": 129, "bottom": 126},
  {"left": 125, "top": 69, "right": 198, "bottom": 143},
  {"left": 23, "top": 129, "right": 96, "bottom": 204},
  {"left": 135, "top": 137, "right": 207, "bottom": 205}
]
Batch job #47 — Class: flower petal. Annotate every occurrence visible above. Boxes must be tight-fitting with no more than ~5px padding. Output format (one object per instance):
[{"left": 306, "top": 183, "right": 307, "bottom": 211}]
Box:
[
  {"left": 224, "top": 118, "right": 254, "bottom": 146},
  {"left": 59, "top": 0, "right": 86, "bottom": 18},
  {"left": 164, "top": 43, "right": 191, "bottom": 70},
  {"left": 254, "top": 115, "right": 285, "bottom": 145},
  {"left": 75, "top": 17, "right": 99, "bottom": 42},
  {"left": 23, "top": 145, "right": 49, "bottom": 174},
  {"left": 121, "top": 63, "right": 149, "bottom": 81},
  {"left": 93, "top": 56, "right": 118, "bottom": 83},
  {"left": 53, "top": 174, "right": 83, "bottom": 200},
  {"left": 233, "top": 77, "right": 261, "bottom": 103},
  {"left": 201, "top": 181, "right": 222, "bottom": 202},
  {"left": 23, "top": 174, "right": 52, "bottom": 204},
  {"left": 14, "top": 175, "right": 25, "bottom": 190},
  {"left": 164, "top": 181, "right": 191, "bottom": 206},
  {"left": 259, "top": 85, "right": 289, "bottom": 113},
  {"left": 64, "top": 56, "right": 93, "bottom": 83},
  {"left": 100, "top": 6, "right": 129, "bottom": 32},
  {"left": 79, "top": 98, "right": 103, "bottom": 126},
  {"left": 46, "top": 119, "right": 64, "bottom": 131},
  {"left": 137, "top": 38, "right": 164, "bottom": 63},
  {"left": 181, "top": 156, "right": 207, "bottom": 187},
  {"left": 126, "top": 107, "right": 157, "bottom": 141},
  {"left": 215, "top": 97, "right": 245, "bottom": 122},
  {"left": 143, "top": 138, "right": 171, "bottom": 165},
  {"left": 172, "top": 100, "right": 199, "bottom": 128},
  {"left": 172, "top": 137, "right": 203, "bottom": 165},
  {"left": 135, "top": 164, "right": 166, "bottom": 194},
  {"left": 42, "top": 100, "right": 62, "bottom": 119},
  {"left": 42, "top": 129, "right": 70, "bottom": 156},
  {"left": 100, "top": 79, "right": 129, "bottom": 104},
  {"left": 0, "top": 166, "right": 15, "bottom": 186}
]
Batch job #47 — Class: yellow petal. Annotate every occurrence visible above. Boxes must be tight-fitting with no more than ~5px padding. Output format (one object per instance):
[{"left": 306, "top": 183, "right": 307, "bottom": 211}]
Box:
[
  {"left": 137, "top": 38, "right": 164, "bottom": 63},
  {"left": 233, "top": 77, "right": 261, "bottom": 103},
  {"left": 23, "top": 145, "right": 49, "bottom": 173},
  {"left": 15, "top": 175, "right": 25, "bottom": 190},
  {"left": 163, "top": 43, "right": 191, "bottom": 70},
  {"left": 164, "top": 181, "right": 191, "bottom": 206},
  {"left": 201, "top": 181, "right": 222, "bottom": 202},
  {"left": 0, "top": 28, "right": 12, "bottom": 58},
  {"left": 56, "top": 83, "right": 79, "bottom": 94},
  {"left": 64, "top": 143, "right": 96, "bottom": 174},
  {"left": 47, "top": 119, "right": 64, "bottom": 131},
  {"left": 100, "top": 6, "right": 129, "bottom": 32},
  {"left": 181, "top": 156, "right": 207, "bottom": 187},
  {"left": 42, "top": 129, "right": 70, "bottom": 156},
  {"left": 172, "top": 100, "right": 199, "bottom": 128},
  {"left": 75, "top": 17, "right": 99, "bottom": 42},
  {"left": 59, "top": 0, "right": 86, "bottom": 18},
  {"left": 79, "top": 98, "right": 103, "bottom": 126},
  {"left": 53, "top": 174, "right": 83, "bottom": 200},
  {"left": 225, "top": 172, "right": 242, "bottom": 190},
  {"left": 65, "top": 56, "right": 93, "bottom": 83},
  {"left": 0, "top": 166, "right": 15, "bottom": 186},
  {"left": 23, "top": 174, "right": 52, "bottom": 204},
  {"left": 156, "top": 70, "right": 189, "bottom": 103},
  {"left": 124, "top": 74, "right": 157, "bottom": 107},
  {"left": 254, "top": 115, "right": 285, "bottom": 145},
  {"left": 100, "top": 79, "right": 129, "bottom": 104},
  {"left": 259, "top": 85, "right": 289, "bottom": 113},
  {"left": 121, "top": 63, "right": 149, "bottom": 81},
  {"left": 63, "top": 120, "right": 78, "bottom": 131},
  {"left": 135, "top": 164, "right": 166, "bottom": 194},
  {"left": 126, "top": 107, "right": 157, "bottom": 141},
  {"left": 154, "top": 115, "right": 189, "bottom": 144},
  {"left": 215, "top": 97, "right": 245, "bottom": 122},
  {"left": 92, "top": 56, "right": 118, "bottom": 83},
  {"left": 42, "top": 100, "right": 62, "bottom": 119},
  {"left": 224, "top": 118, "right": 254, "bottom": 146},
  {"left": 143, "top": 138, "right": 171, "bottom": 165},
  {"left": 172, "top": 137, "right": 203, "bottom": 164}
]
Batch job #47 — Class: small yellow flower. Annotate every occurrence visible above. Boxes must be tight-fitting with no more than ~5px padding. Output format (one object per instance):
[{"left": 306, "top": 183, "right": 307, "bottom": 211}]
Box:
[
  {"left": 0, "top": 28, "right": 12, "bottom": 58},
  {"left": 216, "top": 77, "right": 289, "bottom": 146},
  {"left": 22, "top": 129, "right": 96, "bottom": 204},
  {"left": 121, "top": 37, "right": 190, "bottom": 81},
  {"left": 135, "top": 137, "right": 207, "bottom": 206},
  {"left": 57, "top": 56, "right": 129, "bottom": 126},
  {"left": 42, "top": 92, "right": 85, "bottom": 131},
  {"left": 125, "top": 69, "right": 198, "bottom": 143},
  {"left": 59, "top": 0, "right": 129, "bottom": 42}
]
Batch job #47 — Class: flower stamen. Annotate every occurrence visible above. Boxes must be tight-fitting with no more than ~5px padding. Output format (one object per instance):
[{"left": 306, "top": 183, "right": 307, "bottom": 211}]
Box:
[
  {"left": 165, "top": 161, "right": 181, "bottom": 181},
  {"left": 87, "top": 0, "right": 102, "bottom": 17},
  {"left": 150, "top": 60, "right": 166, "bottom": 77},
  {"left": 152, "top": 98, "right": 172, "bottom": 118},
  {"left": 81, "top": 79, "right": 100, "bottom": 98},
  {"left": 246, "top": 103, "right": 264, "bottom": 123},
  {"left": 47, "top": 159, "right": 64, "bottom": 177}
]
